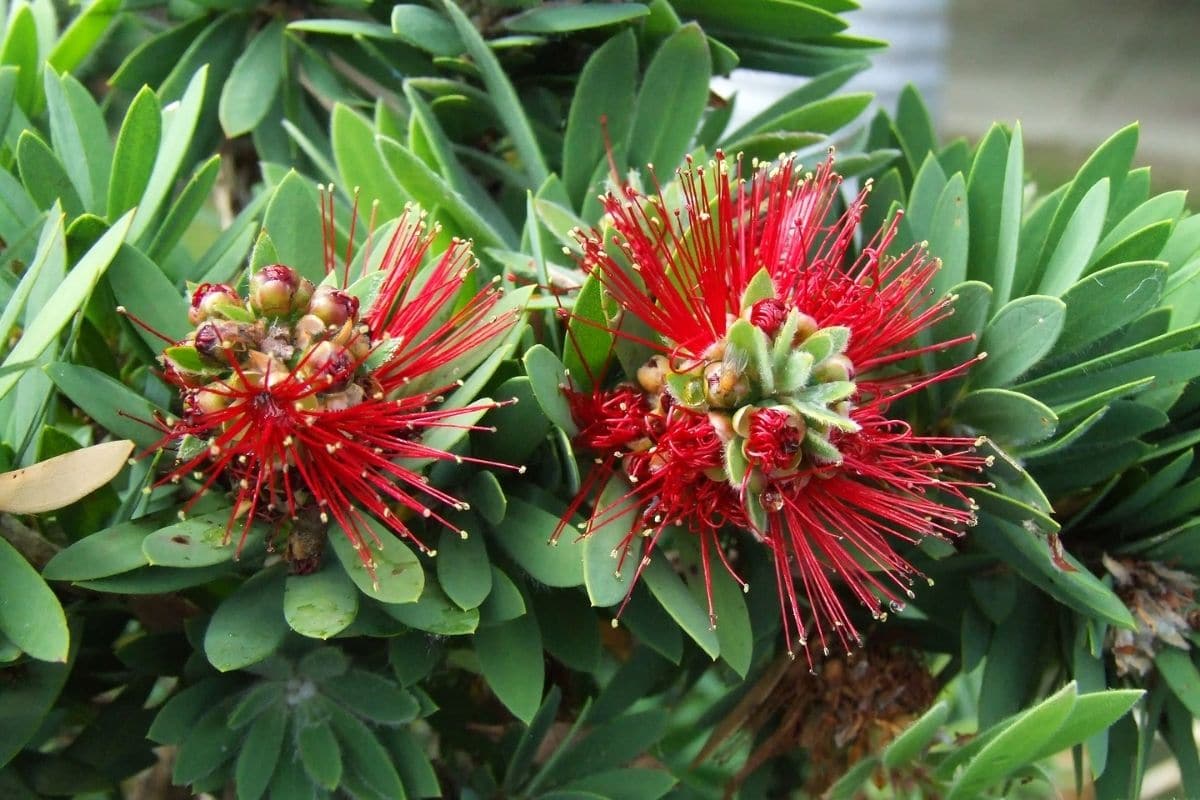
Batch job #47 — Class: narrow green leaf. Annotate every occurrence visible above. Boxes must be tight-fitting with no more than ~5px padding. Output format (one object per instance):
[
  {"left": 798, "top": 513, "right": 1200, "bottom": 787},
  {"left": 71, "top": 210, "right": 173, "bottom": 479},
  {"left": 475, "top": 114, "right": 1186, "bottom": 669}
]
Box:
[
  {"left": 47, "top": 0, "right": 120, "bottom": 75},
  {"left": 562, "top": 29, "right": 637, "bottom": 209},
  {"left": 507, "top": 4, "right": 649, "bottom": 33},
  {"left": 107, "top": 87, "right": 161, "bottom": 220},
  {"left": 148, "top": 154, "right": 221, "bottom": 262},
  {"left": 946, "top": 682, "right": 1078, "bottom": 800},
  {"left": 993, "top": 123, "right": 1024, "bottom": 308},
  {"left": 298, "top": 722, "right": 342, "bottom": 790},
  {"left": 219, "top": 20, "right": 285, "bottom": 136},
  {"left": 438, "top": 0, "right": 550, "bottom": 184},
  {"left": 17, "top": 131, "right": 82, "bottom": 216},
  {"left": 1155, "top": 646, "right": 1200, "bottom": 718},
  {"left": 1051, "top": 261, "right": 1166, "bottom": 358},
  {"left": 0, "top": 211, "right": 134, "bottom": 402},
  {"left": 391, "top": 5, "right": 462, "bottom": 56},
  {"left": 628, "top": 24, "right": 711, "bottom": 175},
  {"left": 641, "top": 555, "right": 719, "bottom": 659},
  {"left": 43, "top": 69, "right": 111, "bottom": 214},
  {"left": 1036, "top": 178, "right": 1110, "bottom": 296},
  {"left": 42, "top": 518, "right": 154, "bottom": 581},
  {"left": 131, "top": 65, "right": 208, "bottom": 242},
  {"left": 0, "top": 629, "right": 75, "bottom": 765},
  {"left": 235, "top": 704, "right": 287, "bottom": 800},
  {"left": 261, "top": 170, "right": 325, "bottom": 282},
  {"left": 1, "top": 5, "right": 39, "bottom": 114},
  {"left": 883, "top": 701, "right": 950, "bottom": 768},
  {"left": 331, "top": 103, "right": 409, "bottom": 223},
  {"left": 976, "top": 515, "right": 1135, "bottom": 629}
]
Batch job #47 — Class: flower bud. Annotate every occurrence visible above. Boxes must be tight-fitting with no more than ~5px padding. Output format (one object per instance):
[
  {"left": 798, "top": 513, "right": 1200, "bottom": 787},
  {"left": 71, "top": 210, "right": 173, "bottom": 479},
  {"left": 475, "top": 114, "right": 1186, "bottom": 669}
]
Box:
[
  {"left": 308, "top": 285, "right": 360, "bottom": 327},
  {"left": 249, "top": 264, "right": 301, "bottom": 317},
  {"left": 814, "top": 354, "right": 855, "bottom": 383},
  {"left": 187, "top": 384, "right": 230, "bottom": 416},
  {"left": 637, "top": 354, "right": 670, "bottom": 394},
  {"left": 792, "top": 312, "right": 820, "bottom": 345},
  {"left": 293, "top": 278, "right": 315, "bottom": 312},
  {"left": 193, "top": 320, "right": 232, "bottom": 360},
  {"left": 704, "top": 362, "right": 750, "bottom": 409},
  {"left": 748, "top": 298, "right": 788, "bottom": 336},
  {"left": 189, "top": 283, "right": 241, "bottom": 325},
  {"left": 293, "top": 314, "right": 328, "bottom": 351}
]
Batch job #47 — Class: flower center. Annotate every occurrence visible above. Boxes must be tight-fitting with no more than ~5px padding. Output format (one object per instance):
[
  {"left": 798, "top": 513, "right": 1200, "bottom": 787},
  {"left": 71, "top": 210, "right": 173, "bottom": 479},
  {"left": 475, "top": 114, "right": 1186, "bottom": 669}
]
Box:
[{"left": 640, "top": 268, "right": 861, "bottom": 530}]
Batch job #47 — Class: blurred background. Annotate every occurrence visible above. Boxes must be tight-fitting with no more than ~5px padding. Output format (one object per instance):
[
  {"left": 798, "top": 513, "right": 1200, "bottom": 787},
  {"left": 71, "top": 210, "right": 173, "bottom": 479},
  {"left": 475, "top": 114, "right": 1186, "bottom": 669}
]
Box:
[{"left": 716, "top": 0, "right": 1200, "bottom": 197}]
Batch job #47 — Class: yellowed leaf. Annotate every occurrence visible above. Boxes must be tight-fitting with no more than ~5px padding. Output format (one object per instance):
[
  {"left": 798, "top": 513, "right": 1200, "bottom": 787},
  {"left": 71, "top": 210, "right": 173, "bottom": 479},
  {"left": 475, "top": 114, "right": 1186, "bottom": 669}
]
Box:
[{"left": 0, "top": 439, "right": 135, "bottom": 513}]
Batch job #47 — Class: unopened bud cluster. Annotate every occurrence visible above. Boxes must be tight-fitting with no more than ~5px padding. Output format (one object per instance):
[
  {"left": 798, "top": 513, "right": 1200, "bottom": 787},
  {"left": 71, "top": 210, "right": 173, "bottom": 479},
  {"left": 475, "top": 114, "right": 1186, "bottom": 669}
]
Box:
[
  {"left": 165, "top": 265, "right": 382, "bottom": 423},
  {"left": 628, "top": 270, "right": 861, "bottom": 525}
]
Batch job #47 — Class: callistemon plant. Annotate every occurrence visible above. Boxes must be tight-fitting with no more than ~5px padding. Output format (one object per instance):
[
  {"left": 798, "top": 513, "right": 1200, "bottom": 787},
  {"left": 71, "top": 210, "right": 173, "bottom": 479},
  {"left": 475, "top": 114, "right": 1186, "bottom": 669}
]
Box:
[
  {"left": 149, "top": 205, "right": 519, "bottom": 575},
  {"left": 565, "top": 154, "right": 989, "bottom": 657}
]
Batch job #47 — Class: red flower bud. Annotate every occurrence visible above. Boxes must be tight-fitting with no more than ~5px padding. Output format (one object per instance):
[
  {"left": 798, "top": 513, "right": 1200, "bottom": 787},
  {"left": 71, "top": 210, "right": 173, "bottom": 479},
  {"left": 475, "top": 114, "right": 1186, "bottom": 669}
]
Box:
[
  {"left": 749, "top": 298, "right": 788, "bottom": 336},
  {"left": 189, "top": 283, "right": 241, "bottom": 325},
  {"left": 308, "top": 285, "right": 360, "bottom": 327},
  {"left": 249, "top": 264, "right": 301, "bottom": 317}
]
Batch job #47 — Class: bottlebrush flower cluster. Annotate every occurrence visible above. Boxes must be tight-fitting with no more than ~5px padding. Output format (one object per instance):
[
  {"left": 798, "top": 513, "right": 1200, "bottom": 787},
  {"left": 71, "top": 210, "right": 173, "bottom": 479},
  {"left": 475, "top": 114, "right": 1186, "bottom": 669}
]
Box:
[
  {"left": 150, "top": 205, "right": 518, "bottom": 575},
  {"left": 562, "top": 154, "right": 989, "bottom": 658}
]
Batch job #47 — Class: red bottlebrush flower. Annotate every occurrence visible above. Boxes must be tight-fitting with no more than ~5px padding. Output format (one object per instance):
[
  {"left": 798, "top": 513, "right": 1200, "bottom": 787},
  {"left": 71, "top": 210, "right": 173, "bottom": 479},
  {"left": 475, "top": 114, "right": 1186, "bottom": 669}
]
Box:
[
  {"left": 562, "top": 153, "right": 989, "bottom": 659},
  {"left": 146, "top": 203, "right": 521, "bottom": 577}
]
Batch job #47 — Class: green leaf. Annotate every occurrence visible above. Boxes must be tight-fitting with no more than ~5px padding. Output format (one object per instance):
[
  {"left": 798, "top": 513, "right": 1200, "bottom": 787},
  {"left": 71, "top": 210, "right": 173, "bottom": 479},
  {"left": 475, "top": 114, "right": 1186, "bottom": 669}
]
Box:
[
  {"left": 0, "top": 211, "right": 133, "bottom": 401},
  {"left": 437, "top": 521, "right": 492, "bottom": 610},
  {"left": 326, "top": 703, "right": 407, "bottom": 800},
  {"left": 331, "top": 104, "right": 409, "bottom": 224},
  {"left": 562, "top": 273, "right": 614, "bottom": 392},
  {"left": 641, "top": 554, "right": 719, "bottom": 659},
  {"left": 142, "top": 512, "right": 256, "bottom": 568},
  {"left": 561, "top": 769, "right": 676, "bottom": 800},
  {"left": 235, "top": 704, "right": 287, "bottom": 800},
  {"left": 203, "top": 567, "right": 287, "bottom": 672},
  {"left": 723, "top": 62, "right": 864, "bottom": 143},
  {"left": 262, "top": 170, "right": 325, "bottom": 283},
  {"left": 562, "top": 29, "right": 637, "bottom": 209},
  {"left": 43, "top": 69, "right": 111, "bottom": 215},
  {"left": 377, "top": 135, "right": 507, "bottom": 250},
  {"left": 475, "top": 612, "right": 544, "bottom": 724},
  {"left": 731, "top": 93, "right": 871, "bottom": 144},
  {"left": 946, "top": 682, "right": 1078, "bottom": 800},
  {"left": 965, "top": 124, "right": 1009, "bottom": 284},
  {"left": 1, "top": 5, "right": 39, "bottom": 114},
  {"left": 284, "top": 563, "right": 359, "bottom": 639},
  {"left": 1051, "top": 261, "right": 1166, "bottom": 357},
  {"left": 45, "top": 363, "right": 165, "bottom": 449},
  {"left": 709, "top": 557, "right": 752, "bottom": 677},
  {"left": 1036, "top": 178, "right": 1110, "bottom": 296},
  {"left": 628, "top": 24, "right": 711, "bottom": 175},
  {"left": 928, "top": 173, "right": 969, "bottom": 300},
  {"left": 130, "top": 64, "right": 207, "bottom": 242},
  {"left": 298, "top": 722, "right": 342, "bottom": 790},
  {"left": 438, "top": 0, "right": 550, "bottom": 184},
  {"left": 1092, "top": 220, "right": 1172, "bottom": 271},
  {"left": 1099, "top": 190, "right": 1187, "bottom": 256},
  {"left": 893, "top": 84, "right": 938, "bottom": 175},
  {"left": 540, "top": 709, "right": 669, "bottom": 787},
  {"left": 492, "top": 496, "right": 585, "bottom": 588},
  {"left": 583, "top": 477, "right": 640, "bottom": 608},
  {"left": 381, "top": 577, "right": 480, "bottom": 635},
  {"left": 323, "top": 669, "right": 419, "bottom": 725},
  {"left": 149, "top": 154, "right": 222, "bottom": 263},
  {"left": 42, "top": 518, "right": 153, "bottom": 581},
  {"left": 976, "top": 515, "right": 1135, "bottom": 629},
  {"left": 0, "top": 537, "right": 68, "bottom": 662},
  {"left": 956, "top": 388, "right": 1057, "bottom": 447},
  {"left": 480, "top": 566, "right": 526, "bottom": 624},
  {"left": 669, "top": 0, "right": 847, "bottom": 38},
  {"left": 17, "top": 131, "right": 82, "bottom": 216},
  {"left": 507, "top": 4, "right": 649, "bottom": 33},
  {"left": 1155, "top": 646, "right": 1200, "bottom": 718},
  {"left": 0, "top": 630, "right": 75, "bottom": 766},
  {"left": 47, "top": 0, "right": 120, "bottom": 75},
  {"left": 107, "top": 87, "right": 161, "bottom": 220},
  {"left": 827, "top": 755, "right": 879, "bottom": 800},
  {"left": 883, "top": 700, "right": 950, "bottom": 768},
  {"left": 971, "top": 295, "right": 1066, "bottom": 388},
  {"left": 0, "top": 214, "right": 59, "bottom": 354},
  {"left": 391, "top": 5, "right": 462, "bottom": 56},
  {"left": 523, "top": 344, "right": 578, "bottom": 435},
  {"left": 219, "top": 20, "right": 285, "bottom": 137},
  {"left": 992, "top": 123, "right": 1025, "bottom": 308},
  {"left": 1037, "top": 124, "right": 1137, "bottom": 275},
  {"left": 1028, "top": 689, "right": 1143, "bottom": 764},
  {"left": 328, "top": 520, "right": 425, "bottom": 605}
]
